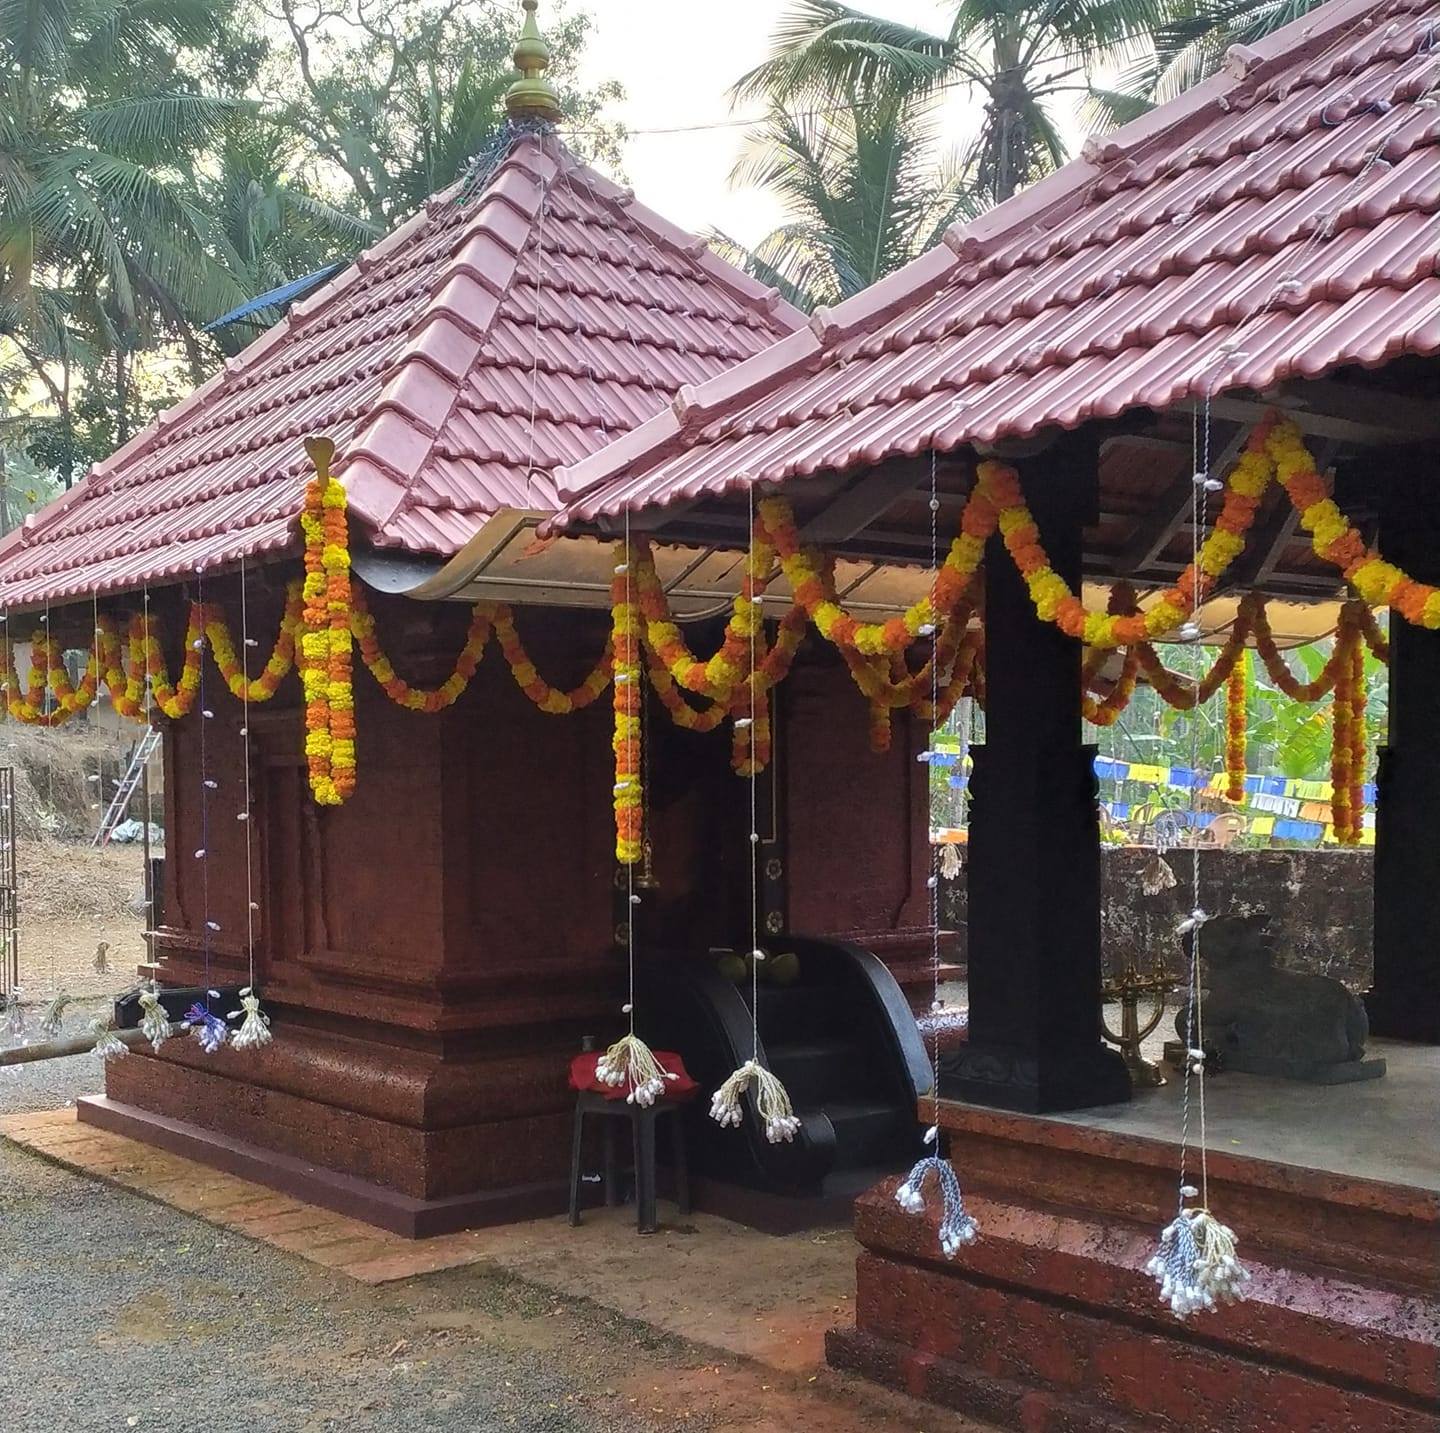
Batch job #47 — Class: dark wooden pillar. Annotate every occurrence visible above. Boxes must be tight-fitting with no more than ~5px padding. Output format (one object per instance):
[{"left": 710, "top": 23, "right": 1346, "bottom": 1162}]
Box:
[
  {"left": 941, "top": 438, "right": 1130, "bottom": 1111},
  {"left": 1368, "top": 460, "right": 1440, "bottom": 1042}
]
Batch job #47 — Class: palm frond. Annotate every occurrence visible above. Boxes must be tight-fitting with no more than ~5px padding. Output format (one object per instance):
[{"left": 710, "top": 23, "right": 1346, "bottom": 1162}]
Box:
[
  {"left": 732, "top": 0, "right": 956, "bottom": 108},
  {"left": 78, "top": 94, "right": 245, "bottom": 161}
]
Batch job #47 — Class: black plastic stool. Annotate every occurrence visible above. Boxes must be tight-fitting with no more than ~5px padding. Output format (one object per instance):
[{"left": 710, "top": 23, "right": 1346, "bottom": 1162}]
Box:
[{"left": 567, "top": 1091, "right": 690, "bottom": 1234}]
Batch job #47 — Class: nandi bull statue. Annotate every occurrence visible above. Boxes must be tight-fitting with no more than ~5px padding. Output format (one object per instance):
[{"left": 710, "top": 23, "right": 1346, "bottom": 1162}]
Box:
[{"left": 1176, "top": 913, "right": 1385, "bottom": 1084}]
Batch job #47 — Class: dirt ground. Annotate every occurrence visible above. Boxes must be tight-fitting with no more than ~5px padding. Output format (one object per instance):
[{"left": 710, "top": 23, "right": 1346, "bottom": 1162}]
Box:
[{"left": 14, "top": 839, "right": 151, "bottom": 1001}]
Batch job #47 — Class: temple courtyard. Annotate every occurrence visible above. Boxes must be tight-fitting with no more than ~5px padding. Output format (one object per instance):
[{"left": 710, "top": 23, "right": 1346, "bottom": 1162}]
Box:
[{"left": 0, "top": 1057, "right": 989, "bottom": 1433}]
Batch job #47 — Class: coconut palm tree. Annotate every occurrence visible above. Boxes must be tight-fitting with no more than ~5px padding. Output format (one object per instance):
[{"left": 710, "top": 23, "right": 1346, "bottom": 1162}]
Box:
[
  {"left": 733, "top": 0, "right": 1168, "bottom": 207},
  {"left": 1, "top": 0, "right": 250, "bottom": 477},
  {"left": 715, "top": 91, "right": 982, "bottom": 311},
  {"left": 201, "top": 123, "right": 380, "bottom": 355},
  {"left": 1101, "top": 0, "right": 1328, "bottom": 116}
]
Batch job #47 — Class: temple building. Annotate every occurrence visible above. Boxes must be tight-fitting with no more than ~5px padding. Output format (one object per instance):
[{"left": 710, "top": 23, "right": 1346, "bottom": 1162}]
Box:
[
  {"left": 0, "top": 0, "right": 1435, "bottom": 1427},
  {"left": 0, "top": 6, "right": 939, "bottom": 1231},
  {"left": 552, "top": 0, "right": 1439, "bottom": 1425}
]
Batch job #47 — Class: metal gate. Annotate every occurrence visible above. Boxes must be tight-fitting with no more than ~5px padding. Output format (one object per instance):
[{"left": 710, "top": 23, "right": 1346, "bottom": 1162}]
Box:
[{"left": 0, "top": 769, "right": 17, "bottom": 1007}]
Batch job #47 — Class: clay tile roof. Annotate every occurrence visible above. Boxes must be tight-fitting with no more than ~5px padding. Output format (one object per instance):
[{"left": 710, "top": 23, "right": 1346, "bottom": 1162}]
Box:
[
  {"left": 554, "top": 0, "right": 1440, "bottom": 528},
  {"left": 0, "top": 135, "right": 802, "bottom": 607}
]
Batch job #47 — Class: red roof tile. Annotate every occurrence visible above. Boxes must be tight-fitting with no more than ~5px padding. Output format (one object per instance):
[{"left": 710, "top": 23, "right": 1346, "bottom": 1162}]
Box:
[
  {"left": 0, "top": 135, "right": 801, "bottom": 607},
  {"left": 555, "top": 0, "right": 1440, "bottom": 527}
]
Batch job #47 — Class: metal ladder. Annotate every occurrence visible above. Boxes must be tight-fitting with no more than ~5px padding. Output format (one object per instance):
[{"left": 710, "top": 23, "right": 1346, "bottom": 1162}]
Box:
[{"left": 93, "top": 728, "right": 161, "bottom": 848}]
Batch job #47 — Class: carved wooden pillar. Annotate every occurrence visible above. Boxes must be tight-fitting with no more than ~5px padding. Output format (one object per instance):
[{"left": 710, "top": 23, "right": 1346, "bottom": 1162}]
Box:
[
  {"left": 941, "top": 437, "right": 1131, "bottom": 1111},
  {"left": 1368, "top": 458, "right": 1440, "bottom": 1042}
]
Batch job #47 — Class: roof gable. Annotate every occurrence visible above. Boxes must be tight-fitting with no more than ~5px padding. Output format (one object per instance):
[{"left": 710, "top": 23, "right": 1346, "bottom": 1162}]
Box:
[
  {"left": 555, "top": 0, "right": 1440, "bottom": 526},
  {"left": 0, "top": 133, "right": 801, "bottom": 606}
]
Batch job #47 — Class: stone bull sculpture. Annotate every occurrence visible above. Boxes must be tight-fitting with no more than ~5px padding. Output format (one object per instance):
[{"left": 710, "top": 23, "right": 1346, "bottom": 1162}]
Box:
[{"left": 1175, "top": 913, "right": 1385, "bottom": 1083}]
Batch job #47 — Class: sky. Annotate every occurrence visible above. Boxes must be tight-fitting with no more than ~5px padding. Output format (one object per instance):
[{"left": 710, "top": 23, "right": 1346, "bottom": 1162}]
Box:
[{"left": 570, "top": 0, "right": 962, "bottom": 248}]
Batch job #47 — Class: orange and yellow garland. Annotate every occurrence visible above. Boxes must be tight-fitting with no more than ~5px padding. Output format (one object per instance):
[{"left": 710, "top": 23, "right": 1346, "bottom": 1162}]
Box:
[
  {"left": 1224, "top": 652, "right": 1248, "bottom": 804},
  {"left": 0, "top": 417, "right": 1408, "bottom": 852},
  {"left": 298, "top": 437, "right": 355, "bottom": 805},
  {"left": 611, "top": 557, "right": 643, "bottom": 865}
]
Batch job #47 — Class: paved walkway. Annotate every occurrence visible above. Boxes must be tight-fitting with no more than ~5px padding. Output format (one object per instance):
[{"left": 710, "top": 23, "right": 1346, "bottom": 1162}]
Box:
[{"left": 0, "top": 1053, "right": 987, "bottom": 1433}]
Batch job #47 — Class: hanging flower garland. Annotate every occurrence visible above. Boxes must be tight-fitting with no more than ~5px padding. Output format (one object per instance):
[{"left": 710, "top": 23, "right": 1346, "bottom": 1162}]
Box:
[
  {"left": 1224, "top": 652, "right": 1248, "bottom": 803},
  {"left": 982, "top": 422, "right": 1273, "bottom": 650},
  {"left": 1082, "top": 645, "right": 1142, "bottom": 728},
  {"left": 351, "top": 587, "right": 493, "bottom": 713},
  {"left": 206, "top": 583, "right": 302, "bottom": 702},
  {"left": 298, "top": 437, "right": 355, "bottom": 805},
  {"left": 490, "top": 604, "right": 612, "bottom": 714},
  {"left": 1331, "top": 623, "right": 1362, "bottom": 846},
  {"left": 644, "top": 643, "right": 729, "bottom": 733},
  {"left": 759, "top": 495, "right": 986, "bottom": 656},
  {"left": 634, "top": 528, "right": 776, "bottom": 702},
  {"left": 611, "top": 545, "right": 643, "bottom": 865},
  {"left": 1249, "top": 600, "right": 1352, "bottom": 702}
]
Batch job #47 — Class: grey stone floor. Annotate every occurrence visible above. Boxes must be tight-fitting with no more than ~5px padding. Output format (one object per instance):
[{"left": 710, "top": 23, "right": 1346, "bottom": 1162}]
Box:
[{"left": 1054, "top": 1038, "right": 1440, "bottom": 1191}]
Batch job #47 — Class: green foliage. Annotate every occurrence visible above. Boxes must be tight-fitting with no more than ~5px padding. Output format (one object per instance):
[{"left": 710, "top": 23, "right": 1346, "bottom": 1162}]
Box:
[
  {"left": 734, "top": 0, "right": 1167, "bottom": 208},
  {"left": 0, "top": 0, "right": 622, "bottom": 488},
  {"left": 1088, "top": 633, "right": 1389, "bottom": 786},
  {"left": 712, "top": 91, "right": 981, "bottom": 310},
  {"left": 1099, "top": 1, "right": 1329, "bottom": 114}
]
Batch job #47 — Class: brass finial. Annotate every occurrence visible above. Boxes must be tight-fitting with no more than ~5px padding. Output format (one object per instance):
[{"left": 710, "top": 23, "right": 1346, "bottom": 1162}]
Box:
[{"left": 506, "top": 0, "right": 562, "bottom": 122}]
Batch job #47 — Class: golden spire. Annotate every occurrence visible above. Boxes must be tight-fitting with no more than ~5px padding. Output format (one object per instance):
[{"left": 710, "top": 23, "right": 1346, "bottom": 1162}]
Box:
[{"left": 506, "top": 0, "right": 562, "bottom": 122}]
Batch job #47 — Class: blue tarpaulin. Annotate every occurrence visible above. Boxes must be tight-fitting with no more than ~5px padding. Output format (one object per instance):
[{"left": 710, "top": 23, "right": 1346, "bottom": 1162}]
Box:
[{"left": 202, "top": 263, "right": 346, "bottom": 332}]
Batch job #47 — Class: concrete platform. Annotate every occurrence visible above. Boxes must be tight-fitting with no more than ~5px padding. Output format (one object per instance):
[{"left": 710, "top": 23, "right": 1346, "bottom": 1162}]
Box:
[
  {"left": 1054, "top": 1036, "right": 1439, "bottom": 1192},
  {"left": 827, "top": 1062, "right": 1440, "bottom": 1432}
]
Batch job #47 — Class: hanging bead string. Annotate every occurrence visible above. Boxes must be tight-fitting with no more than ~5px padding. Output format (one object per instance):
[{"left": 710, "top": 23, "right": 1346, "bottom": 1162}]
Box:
[
  {"left": 230, "top": 558, "right": 270, "bottom": 1050},
  {"left": 132, "top": 581, "right": 169, "bottom": 1054},
  {"left": 709, "top": 485, "right": 800, "bottom": 1143},
  {"left": 136, "top": 580, "right": 169, "bottom": 1054},
  {"left": 185, "top": 566, "right": 228, "bottom": 1054},
  {"left": 594, "top": 509, "right": 675, "bottom": 1106},
  {"left": 895, "top": 449, "right": 978, "bottom": 1257},
  {"left": 1148, "top": 399, "right": 1249, "bottom": 1318}
]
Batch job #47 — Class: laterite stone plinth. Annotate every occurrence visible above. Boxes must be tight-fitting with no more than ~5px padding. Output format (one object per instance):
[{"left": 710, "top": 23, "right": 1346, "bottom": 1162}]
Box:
[
  {"left": 826, "top": 1102, "right": 1439, "bottom": 1431},
  {"left": 86, "top": 1023, "right": 582, "bottom": 1235}
]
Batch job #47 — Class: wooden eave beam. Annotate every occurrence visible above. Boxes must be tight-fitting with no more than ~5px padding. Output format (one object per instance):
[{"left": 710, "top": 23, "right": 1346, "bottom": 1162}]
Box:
[{"left": 1213, "top": 376, "right": 1440, "bottom": 447}]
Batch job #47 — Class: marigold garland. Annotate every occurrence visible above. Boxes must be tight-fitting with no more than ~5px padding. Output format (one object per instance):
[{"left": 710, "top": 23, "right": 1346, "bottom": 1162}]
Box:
[
  {"left": 299, "top": 436, "right": 354, "bottom": 805},
  {"left": 1, "top": 415, "right": 1419, "bottom": 828},
  {"left": 491, "top": 604, "right": 612, "bottom": 714},
  {"left": 1347, "top": 633, "right": 1367, "bottom": 846},
  {"left": 612, "top": 546, "right": 643, "bottom": 865},
  {"left": 634, "top": 529, "right": 775, "bottom": 702},
  {"left": 351, "top": 587, "right": 493, "bottom": 713},
  {"left": 206, "top": 584, "right": 303, "bottom": 703},
  {"left": 983, "top": 422, "right": 1272, "bottom": 650},
  {"left": 1082, "top": 646, "right": 1142, "bottom": 728},
  {"left": 759, "top": 496, "right": 983, "bottom": 656},
  {"left": 1224, "top": 652, "right": 1248, "bottom": 803}
]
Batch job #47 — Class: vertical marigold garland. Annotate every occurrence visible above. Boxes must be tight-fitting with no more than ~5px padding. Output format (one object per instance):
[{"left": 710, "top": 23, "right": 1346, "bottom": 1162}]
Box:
[
  {"left": 1330, "top": 620, "right": 1367, "bottom": 847},
  {"left": 299, "top": 437, "right": 355, "bottom": 805},
  {"left": 611, "top": 542, "right": 642, "bottom": 865},
  {"left": 1346, "top": 632, "right": 1367, "bottom": 846},
  {"left": 1224, "top": 651, "right": 1248, "bottom": 803}
]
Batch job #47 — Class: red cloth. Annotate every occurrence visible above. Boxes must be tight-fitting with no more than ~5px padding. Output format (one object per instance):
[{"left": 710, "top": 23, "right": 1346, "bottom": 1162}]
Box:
[{"left": 568, "top": 1049, "right": 698, "bottom": 1102}]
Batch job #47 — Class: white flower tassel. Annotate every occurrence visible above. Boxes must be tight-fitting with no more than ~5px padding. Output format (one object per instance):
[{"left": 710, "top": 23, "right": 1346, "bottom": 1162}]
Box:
[
  {"left": 895, "top": 1155, "right": 979, "bottom": 1258},
  {"left": 3, "top": 993, "right": 26, "bottom": 1044},
  {"left": 38, "top": 990, "right": 70, "bottom": 1040},
  {"left": 595, "top": 1033, "right": 675, "bottom": 1107},
  {"left": 88, "top": 1018, "right": 128, "bottom": 1062},
  {"left": 709, "top": 1058, "right": 802, "bottom": 1143},
  {"left": 228, "top": 988, "right": 272, "bottom": 1051},
  {"left": 938, "top": 842, "right": 963, "bottom": 881},
  {"left": 1147, "top": 1203, "right": 1250, "bottom": 1318},
  {"left": 138, "top": 988, "right": 171, "bottom": 1053}
]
